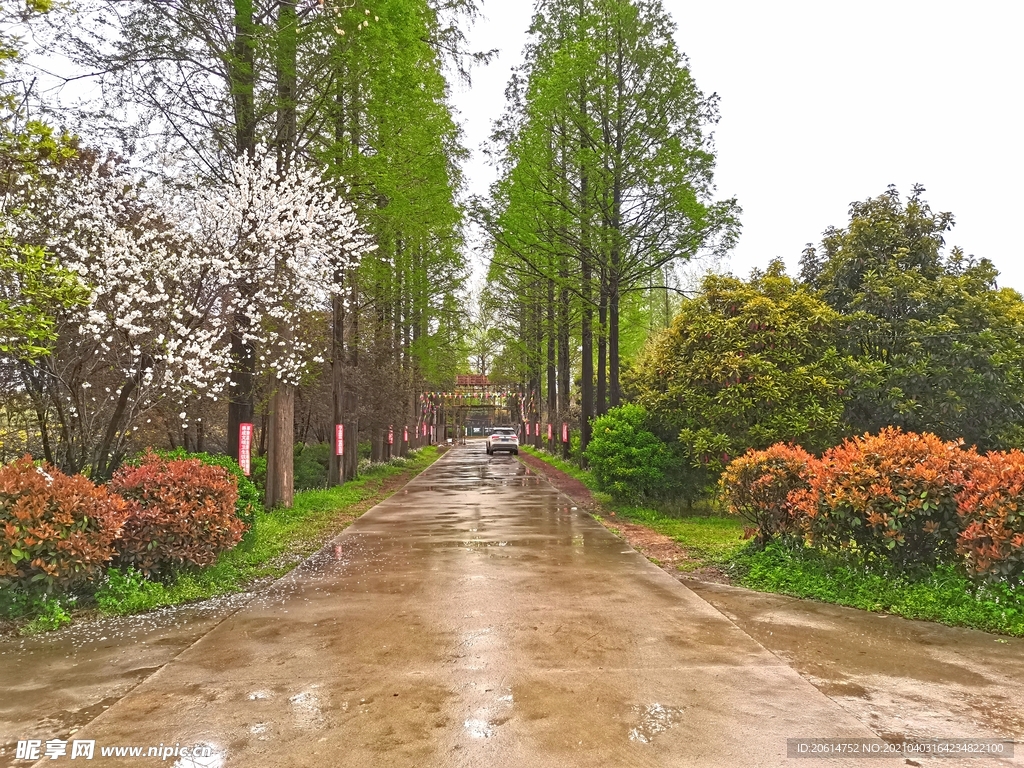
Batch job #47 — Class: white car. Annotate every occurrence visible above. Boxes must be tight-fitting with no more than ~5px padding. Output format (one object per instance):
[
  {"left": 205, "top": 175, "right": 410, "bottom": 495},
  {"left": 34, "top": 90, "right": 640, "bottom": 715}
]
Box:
[{"left": 486, "top": 427, "right": 520, "bottom": 455}]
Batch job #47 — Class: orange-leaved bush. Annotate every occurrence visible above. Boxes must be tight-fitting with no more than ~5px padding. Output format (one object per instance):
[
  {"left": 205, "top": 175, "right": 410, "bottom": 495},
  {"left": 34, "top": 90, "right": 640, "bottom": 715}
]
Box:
[
  {"left": 110, "top": 452, "right": 244, "bottom": 577},
  {"left": 0, "top": 457, "right": 128, "bottom": 592},
  {"left": 955, "top": 451, "right": 1024, "bottom": 584},
  {"left": 720, "top": 444, "right": 814, "bottom": 544},
  {"left": 792, "top": 428, "right": 980, "bottom": 570}
]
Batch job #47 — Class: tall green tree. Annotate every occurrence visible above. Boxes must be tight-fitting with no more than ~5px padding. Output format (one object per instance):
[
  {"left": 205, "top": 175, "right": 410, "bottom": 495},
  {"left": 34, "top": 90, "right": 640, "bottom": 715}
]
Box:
[
  {"left": 801, "top": 186, "right": 1024, "bottom": 450},
  {"left": 482, "top": 0, "right": 738, "bottom": 454},
  {"left": 629, "top": 261, "right": 849, "bottom": 479}
]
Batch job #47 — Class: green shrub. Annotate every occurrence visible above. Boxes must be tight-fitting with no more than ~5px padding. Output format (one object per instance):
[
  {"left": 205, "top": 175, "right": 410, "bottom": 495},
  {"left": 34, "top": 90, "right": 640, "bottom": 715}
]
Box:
[
  {"left": 0, "top": 457, "right": 128, "bottom": 593},
  {"left": 131, "top": 448, "right": 261, "bottom": 524},
  {"left": 584, "top": 405, "right": 673, "bottom": 502},
  {"left": 110, "top": 452, "right": 245, "bottom": 577},
  {"left": 720, "top": 444, "right": 813, "bottom": 544},
  {"left": 20, "top": 594, "right": 75, "bottom": 635},
  {"left": 95, "top": 567, "right": 167, "bottom": 614},
  {"left": 294, "top": 442, "right": 330, "bottom": 491}
]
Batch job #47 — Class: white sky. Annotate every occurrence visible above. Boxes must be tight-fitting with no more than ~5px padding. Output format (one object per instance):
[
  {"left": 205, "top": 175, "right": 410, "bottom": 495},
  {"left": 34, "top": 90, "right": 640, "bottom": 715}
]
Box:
[{"left": 451, "top": 0, "right": 1024, "bottom": 290}]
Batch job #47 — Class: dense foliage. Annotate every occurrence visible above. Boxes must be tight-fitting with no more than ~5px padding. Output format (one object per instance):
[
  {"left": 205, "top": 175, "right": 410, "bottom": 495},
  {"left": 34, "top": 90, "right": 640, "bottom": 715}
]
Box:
[
  {"left": 794, "top": 428, "right": 979, "bottom": 571},
  {"left": 110, "top": 453, "right": 244, "bottom": 577},
  {"left": 630, "top": 262, "right": 847, "bottom": 479},
  {"left": 584, "top": 405, "right": 673, "bottom": 502},
  {"left": 802, "top": 185, "right": 1024, "bottom": 450},
  {"left": 134, "top": 448, "right": 262, "bottom": 524},
  {"left": 722, "top": 430, "right": 1024, "bottom": 585},
  {"left": 0, "top": 456, "right": 127, "bottom": 592},
  {"left": 294, "top": 443, "right": 331, "bottom": 492}
]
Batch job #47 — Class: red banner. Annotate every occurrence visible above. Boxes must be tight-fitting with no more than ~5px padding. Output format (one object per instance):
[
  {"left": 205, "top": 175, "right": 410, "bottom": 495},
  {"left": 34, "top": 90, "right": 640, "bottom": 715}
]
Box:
[
  {"left": 562, "top": 423, "right": 569, "bottom": 443},
  {"left": 404, "top": 426, "right": 409, "bottom": 443},
  {"left": 535, "top": 422, "right": 540, "bottom": 438},
  {"left": 525, "top": 422, "right": 530, "bottom": 436},
  {"left": 388, "top": 426, "right": 394, "bottom": 445},
  {"left": 548, "top": 423, "right": 553, "bottom": 441},
  {"left": 239, "top": 423, "right": 254, "bottom": 476},
  {"left": 335, "top": 424, "right": 344, "bottom": 456}
]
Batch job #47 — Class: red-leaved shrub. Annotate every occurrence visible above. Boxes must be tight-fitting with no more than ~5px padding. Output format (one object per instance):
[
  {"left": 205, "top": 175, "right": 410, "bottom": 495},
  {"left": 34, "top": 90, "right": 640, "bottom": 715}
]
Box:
[
  {"left": 955, "top": 451, "right": 1024, "bottom": 583},
  {"left": 110, "top": 453, "right": 244, "bottom": 577},
  {"left": 720, "top": 444, "right": 814, "bottom": 544},
  {"left": 791, "top": 428, "right": 981, "bottom": 570},
  {"left": 0, "top": 456, "right": 128, "bottom": 592}
]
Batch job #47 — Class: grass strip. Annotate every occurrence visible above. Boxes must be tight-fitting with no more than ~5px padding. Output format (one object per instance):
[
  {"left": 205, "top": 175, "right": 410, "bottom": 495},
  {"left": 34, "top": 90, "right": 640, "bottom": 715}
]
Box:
[
  {"left": 93, "top": 447, "right": 441, "bottom": 616},
  {"left": 729, "top": 542, "right": 1024, "bottom": 637}
]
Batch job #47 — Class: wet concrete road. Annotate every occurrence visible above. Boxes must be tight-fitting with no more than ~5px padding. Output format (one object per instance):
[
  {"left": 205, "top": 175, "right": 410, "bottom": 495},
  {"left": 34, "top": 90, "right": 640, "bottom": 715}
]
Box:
[{"left": 8, "top": 446, "right": 1012, "bottom": 766}]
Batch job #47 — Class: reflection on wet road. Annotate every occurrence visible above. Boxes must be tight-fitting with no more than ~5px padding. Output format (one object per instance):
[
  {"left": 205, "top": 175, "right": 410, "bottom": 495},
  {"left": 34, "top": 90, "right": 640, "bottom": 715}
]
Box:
[{"left": 6, "top": 446, "right": 1004, "bottom": 766}]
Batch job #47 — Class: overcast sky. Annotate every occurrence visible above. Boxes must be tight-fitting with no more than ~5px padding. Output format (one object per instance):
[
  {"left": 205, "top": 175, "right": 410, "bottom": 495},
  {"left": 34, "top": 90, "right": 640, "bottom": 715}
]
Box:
[{"left": 450, "top": 0, "right": 1023, "bottom": 291}]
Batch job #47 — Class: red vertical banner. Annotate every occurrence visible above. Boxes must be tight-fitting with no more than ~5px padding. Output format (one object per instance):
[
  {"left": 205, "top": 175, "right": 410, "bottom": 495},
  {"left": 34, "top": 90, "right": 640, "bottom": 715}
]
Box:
[
  {"left": 525, "top": 422, "right": 531, "bottom": 437},
  {"left": 335, "top": 424, "right": 344, "bottom": 456},
  {"left": 388, "top": 425, "right": 394, "bottom": 445},
  {"left": 535, "top": 422, "right": 540, "bottom": 439},
  {"left": 238, "top": 423, "right": 254, "bottom": 476},
  {"left": 403, "top": 425, "right": 409, "bottom": 443},
  {"left": 562, "top": 423, "right": 569, "bottom": 443},
  {"left": 423, "top": 423, "right": 427, "bottom": 437},
  {"left": 548, "top": 423, "right": 553, "bottom": 441}
]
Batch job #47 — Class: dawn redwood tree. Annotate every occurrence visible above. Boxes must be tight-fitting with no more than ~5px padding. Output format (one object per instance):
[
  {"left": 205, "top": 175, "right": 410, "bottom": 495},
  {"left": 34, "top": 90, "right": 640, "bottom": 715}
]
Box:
[{"left": 482, "top": 0, "right": 738, "bottom": 453}]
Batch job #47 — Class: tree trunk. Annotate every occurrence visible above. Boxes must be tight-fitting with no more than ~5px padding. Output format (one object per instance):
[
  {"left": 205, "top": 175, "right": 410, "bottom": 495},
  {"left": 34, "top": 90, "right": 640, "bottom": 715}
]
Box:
[
  {"left": 265, "top": 385, "right": 295, "bottom": 508},
  {"left": 580, "top": 260, "right": 594, "bottom": 459},
  {"left": 609, "top": 277, "right": 621, "bottom": 407},
  {"left": 264, "top": 0, "right": 299, "bottom": 506},
  {"left": 546, "top": 277, "right": 556, "bottom": 451},
  {"left": 597, "top": 272, "right": 608, "bottom": 416},
  {"left": 344, "top": 275, "right": 359, "bottom": 481},
  {"left": 231, "top": 0, "right": 256, "bottom": 157}
]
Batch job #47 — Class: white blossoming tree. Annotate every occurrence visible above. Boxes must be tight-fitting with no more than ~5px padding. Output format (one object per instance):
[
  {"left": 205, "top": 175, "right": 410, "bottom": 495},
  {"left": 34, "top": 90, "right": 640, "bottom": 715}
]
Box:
[
  {"left": 196, "top": 146, "right": 374, "bottom": 507},
  {"left": 11, "top": 157, "right": 234, "bottom": 477}
]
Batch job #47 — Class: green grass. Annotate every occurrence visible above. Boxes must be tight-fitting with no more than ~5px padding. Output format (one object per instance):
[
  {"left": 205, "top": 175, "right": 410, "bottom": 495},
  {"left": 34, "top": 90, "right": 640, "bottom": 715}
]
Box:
[
  {"left": 729, "top": 542, "right": 1024, "bottom": 637},
  {"left": 92, "top": 447, "right": 441, "bottom": 616},
  {"left": 520, "top": 446, "right": 745, "bottom": 568},
  {"left": 520, "top": 446, "right": 598, "bottom": 489},
  {"left": 614, "top": 507, "right": 747, "bottom": 563}
]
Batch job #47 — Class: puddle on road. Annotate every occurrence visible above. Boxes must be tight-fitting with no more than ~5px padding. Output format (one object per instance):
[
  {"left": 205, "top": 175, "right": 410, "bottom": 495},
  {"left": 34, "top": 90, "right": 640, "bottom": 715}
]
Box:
[
  {"left": 289, "top": 686, "right": 327, "bottom": 730},
  {"left": 463, "top": 718, "right": 495, "bottom": 738},
  {"left": 628, "top": 703, "right": 685, "bottom": 744}
]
